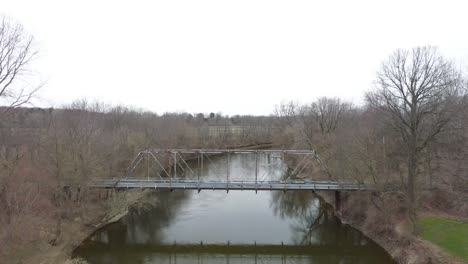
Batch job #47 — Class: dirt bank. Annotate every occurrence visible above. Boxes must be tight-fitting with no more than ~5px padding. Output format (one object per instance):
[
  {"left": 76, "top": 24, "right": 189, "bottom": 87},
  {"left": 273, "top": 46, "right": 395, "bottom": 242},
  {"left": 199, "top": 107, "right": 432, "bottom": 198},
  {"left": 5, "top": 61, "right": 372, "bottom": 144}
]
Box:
[
  {"left": 5, "top": 189, "right": 151, "bottom": 264},
  {"left": 318, "top": 190, "right": 466, "bottom": 264}
]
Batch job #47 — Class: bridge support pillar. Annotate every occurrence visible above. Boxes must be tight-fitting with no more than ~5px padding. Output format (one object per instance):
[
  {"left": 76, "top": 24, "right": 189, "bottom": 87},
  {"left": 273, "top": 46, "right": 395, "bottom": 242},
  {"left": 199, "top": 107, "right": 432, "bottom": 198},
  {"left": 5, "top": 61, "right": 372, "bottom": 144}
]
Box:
[{"left": 334, "top": 191, "right": 341, "bottom": 212}]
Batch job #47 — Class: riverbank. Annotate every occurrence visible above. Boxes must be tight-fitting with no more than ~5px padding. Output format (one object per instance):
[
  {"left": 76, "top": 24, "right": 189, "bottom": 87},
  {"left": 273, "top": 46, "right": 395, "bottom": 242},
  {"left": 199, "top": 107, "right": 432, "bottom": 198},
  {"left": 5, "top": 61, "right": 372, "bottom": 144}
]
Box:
[
  {"left": 318, "top": 190, "right": 467, "bottom": 264},
  {"left": 5, "top": 189, "right": 151, "bottom": 264}
]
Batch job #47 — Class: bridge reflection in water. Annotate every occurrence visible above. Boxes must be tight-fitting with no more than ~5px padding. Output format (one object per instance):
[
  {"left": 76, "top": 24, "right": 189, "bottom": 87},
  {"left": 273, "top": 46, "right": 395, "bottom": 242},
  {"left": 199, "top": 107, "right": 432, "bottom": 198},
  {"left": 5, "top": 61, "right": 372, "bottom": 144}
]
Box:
[{"left": 74, "top": 153, "right": 394, "bottom": 264}]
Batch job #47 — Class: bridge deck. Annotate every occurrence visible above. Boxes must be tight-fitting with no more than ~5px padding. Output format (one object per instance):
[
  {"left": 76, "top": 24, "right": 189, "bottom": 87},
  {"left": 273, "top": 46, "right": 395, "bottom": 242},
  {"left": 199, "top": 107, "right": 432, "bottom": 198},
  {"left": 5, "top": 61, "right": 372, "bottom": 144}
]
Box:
[{"left": 92, "top": 179, "right": 370, "bottom": 191}]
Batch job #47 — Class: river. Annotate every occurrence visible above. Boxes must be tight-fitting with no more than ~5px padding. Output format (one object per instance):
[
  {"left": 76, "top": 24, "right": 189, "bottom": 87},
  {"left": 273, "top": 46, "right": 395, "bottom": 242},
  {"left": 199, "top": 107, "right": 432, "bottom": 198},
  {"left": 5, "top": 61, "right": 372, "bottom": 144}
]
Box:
[{"left": 74, "top": 153, "right": 395, "bottom": 264}]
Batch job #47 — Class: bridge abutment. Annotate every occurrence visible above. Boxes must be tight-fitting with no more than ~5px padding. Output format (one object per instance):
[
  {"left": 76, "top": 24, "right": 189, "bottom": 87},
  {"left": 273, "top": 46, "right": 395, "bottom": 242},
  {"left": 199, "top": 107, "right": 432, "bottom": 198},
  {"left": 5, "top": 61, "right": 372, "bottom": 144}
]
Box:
[{"left": 334, "top": 191, "right": 341, "bottom": 212}]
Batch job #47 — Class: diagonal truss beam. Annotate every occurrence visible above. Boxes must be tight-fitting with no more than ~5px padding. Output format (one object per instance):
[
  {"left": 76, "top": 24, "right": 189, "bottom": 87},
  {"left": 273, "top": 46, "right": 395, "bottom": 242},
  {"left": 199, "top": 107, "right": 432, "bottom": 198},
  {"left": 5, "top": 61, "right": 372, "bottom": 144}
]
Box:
[{"left": 119, "top": 149, "right": 329, "bottom": 188}]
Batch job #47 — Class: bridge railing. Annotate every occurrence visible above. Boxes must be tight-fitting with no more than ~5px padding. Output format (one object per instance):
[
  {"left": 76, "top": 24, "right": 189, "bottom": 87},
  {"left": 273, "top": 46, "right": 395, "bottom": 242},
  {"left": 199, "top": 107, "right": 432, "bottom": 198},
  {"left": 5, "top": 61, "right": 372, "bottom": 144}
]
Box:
[{"left": 93, "top": 178, "right": 370, "bottom": 191}]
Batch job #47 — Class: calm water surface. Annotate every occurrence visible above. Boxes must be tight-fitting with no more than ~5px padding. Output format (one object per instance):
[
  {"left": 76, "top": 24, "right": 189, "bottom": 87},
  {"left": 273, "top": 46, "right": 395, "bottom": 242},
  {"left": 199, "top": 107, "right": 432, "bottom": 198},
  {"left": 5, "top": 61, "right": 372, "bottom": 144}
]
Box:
[{"left": 75, "top": 154, "right": 395, "bottom": 264}]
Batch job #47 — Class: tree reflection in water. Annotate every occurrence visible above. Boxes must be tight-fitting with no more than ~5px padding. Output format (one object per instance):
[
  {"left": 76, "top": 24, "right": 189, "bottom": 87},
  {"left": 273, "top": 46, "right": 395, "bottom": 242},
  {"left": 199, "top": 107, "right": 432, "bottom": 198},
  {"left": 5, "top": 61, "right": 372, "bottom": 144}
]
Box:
[
  {"left": 124, "top": 190, "right": 189, "bottom": 244},
  {"left": 86, "top": 189, "right": 191, "bottom": 248},
  {"left": 270, "top": 191, "right": 366, "bottom": 246}
]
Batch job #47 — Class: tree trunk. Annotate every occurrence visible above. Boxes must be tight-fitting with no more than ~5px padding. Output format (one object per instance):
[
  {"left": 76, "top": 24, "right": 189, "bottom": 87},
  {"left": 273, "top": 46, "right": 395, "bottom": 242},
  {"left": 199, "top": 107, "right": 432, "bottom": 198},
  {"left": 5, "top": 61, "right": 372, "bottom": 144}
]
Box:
[
  {"left": 407, "top": 136, "right": 417, "bottom": 229},
  {"left": 407, "top": 154, "right": 416, "bottom": 212}
]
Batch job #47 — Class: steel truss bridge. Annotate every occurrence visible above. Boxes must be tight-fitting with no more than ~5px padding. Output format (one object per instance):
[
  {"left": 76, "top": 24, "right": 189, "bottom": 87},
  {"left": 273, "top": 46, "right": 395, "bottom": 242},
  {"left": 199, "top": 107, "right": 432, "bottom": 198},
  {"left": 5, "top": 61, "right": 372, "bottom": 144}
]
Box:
[{"left": 91, "top": 149, "right": 370, "bottom": 192}]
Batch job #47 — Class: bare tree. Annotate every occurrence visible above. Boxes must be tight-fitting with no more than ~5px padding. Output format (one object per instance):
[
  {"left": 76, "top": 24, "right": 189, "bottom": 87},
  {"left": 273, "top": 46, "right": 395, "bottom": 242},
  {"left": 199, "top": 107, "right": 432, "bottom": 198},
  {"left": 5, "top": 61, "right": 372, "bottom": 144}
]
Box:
[
  {"left": 366, "top": 46, "right": 466, "bottom": 218},
  {"left": 0, "top": 17, "right": 40, "bottom": 113},
  {"left": 274, "top": 101, "right": 299, "bottom": 128},
  {"left": 309, "top": 97, "right": 349, "bottom": 135}
]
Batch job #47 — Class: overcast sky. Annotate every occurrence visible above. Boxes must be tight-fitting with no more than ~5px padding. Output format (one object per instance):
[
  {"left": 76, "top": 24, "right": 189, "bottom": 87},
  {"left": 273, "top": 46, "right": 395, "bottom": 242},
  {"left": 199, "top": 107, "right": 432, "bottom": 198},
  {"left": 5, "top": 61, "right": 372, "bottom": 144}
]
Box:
[{"left": 2, "top": 0, "right": 468, "bottom": 115}]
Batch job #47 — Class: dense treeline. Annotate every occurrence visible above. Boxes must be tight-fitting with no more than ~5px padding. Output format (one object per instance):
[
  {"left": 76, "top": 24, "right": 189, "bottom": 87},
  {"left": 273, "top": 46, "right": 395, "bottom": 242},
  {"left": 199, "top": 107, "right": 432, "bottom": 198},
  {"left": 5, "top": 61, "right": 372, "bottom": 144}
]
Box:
[
  {"left": 270, "top": 48, "right": 468, "bottom": 263},
  {"left": 273, "top": 97, "right": 468, "bottom": 189},
  {"left": 0, "top": 101, "right": 273, "bottom": 256}
]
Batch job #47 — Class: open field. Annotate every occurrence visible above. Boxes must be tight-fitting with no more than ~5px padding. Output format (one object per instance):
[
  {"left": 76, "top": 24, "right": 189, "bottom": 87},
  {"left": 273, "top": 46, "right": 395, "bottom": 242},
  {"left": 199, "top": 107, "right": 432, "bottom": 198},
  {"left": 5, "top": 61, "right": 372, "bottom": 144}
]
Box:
[{"left": 418, "top": 216, "right": 468, "bottom": 261}]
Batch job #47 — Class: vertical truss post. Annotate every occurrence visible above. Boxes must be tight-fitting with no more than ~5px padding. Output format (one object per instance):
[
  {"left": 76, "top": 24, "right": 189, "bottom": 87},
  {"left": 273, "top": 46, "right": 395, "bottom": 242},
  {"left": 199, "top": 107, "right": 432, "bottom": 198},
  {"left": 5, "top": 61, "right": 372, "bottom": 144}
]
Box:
[
  {"left": 146, "top": 151, "right": 149, "bottom": 180},
  {"left": 197, "top": 153, "right": 200, "bottom": 181},
  {"left": 173, "top": 151, "right": 177, "bottom": 181},
  {"left": 227, "top": 152, "right": 230, "bottom": 184},
  {"left": 201, "top": 153, "right": 204, "bottom": 179},
  {"left": 255, "top": 151, "right": 258, "bottom": 184}
]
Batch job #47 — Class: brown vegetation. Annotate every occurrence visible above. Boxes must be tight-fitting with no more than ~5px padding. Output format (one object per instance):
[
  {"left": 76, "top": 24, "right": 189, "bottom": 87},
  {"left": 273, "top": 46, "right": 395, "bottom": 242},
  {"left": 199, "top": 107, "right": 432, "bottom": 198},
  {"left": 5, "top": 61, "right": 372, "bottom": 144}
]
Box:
[
  {"left": 271, "top": 48, "right": 468, "bottom": 263},
  {"left": 0, "top": 103, "right": 273, "bottom": 263}
]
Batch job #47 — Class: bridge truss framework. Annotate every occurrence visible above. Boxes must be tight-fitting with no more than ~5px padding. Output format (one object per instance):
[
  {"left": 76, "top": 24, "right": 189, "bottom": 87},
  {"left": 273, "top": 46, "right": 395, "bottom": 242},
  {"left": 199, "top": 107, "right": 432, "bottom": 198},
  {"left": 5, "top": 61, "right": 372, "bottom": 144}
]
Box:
[{"left": 92, "top": 149, "right": 369, "bottom": 192}]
